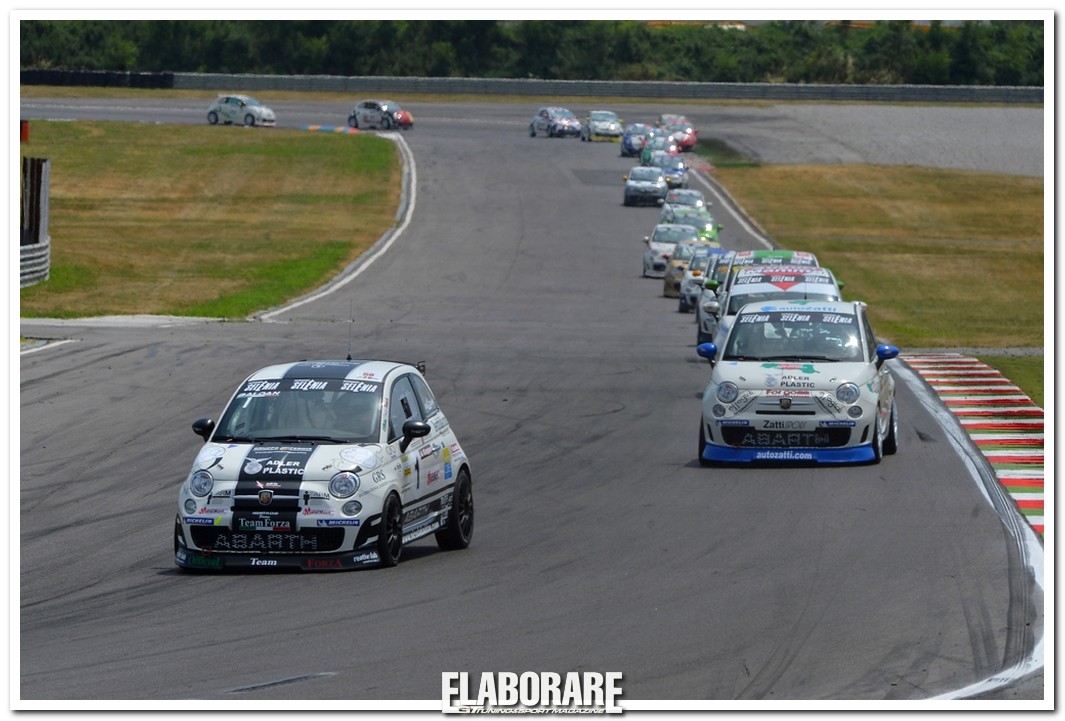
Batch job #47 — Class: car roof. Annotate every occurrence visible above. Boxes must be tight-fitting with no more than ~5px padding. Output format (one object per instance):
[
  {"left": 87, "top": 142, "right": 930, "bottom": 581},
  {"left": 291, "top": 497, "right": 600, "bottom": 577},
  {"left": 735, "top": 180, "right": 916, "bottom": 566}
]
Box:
[
  {"left": 242, "top": 359, "right": 414, "bottom": 384},
  {"left": 737, "top": 299, "right": 859, "bottom": 315}
]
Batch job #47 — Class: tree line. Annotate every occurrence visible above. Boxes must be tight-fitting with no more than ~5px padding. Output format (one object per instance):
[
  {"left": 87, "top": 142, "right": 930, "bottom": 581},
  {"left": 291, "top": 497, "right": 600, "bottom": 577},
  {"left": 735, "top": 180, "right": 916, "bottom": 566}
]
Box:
[{"left": 20, "top": 19, "right": 1044, "bottom": 86}]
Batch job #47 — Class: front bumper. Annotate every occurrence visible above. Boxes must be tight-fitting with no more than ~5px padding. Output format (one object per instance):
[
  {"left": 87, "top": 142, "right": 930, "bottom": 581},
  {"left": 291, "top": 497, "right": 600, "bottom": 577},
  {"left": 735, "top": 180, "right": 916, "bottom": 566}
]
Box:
[
  {"left": 175, "top": 546, "right": 382, "bottom": 571},
  {"left": 700, "top": 442, "right": 876, "bottom": 464}
]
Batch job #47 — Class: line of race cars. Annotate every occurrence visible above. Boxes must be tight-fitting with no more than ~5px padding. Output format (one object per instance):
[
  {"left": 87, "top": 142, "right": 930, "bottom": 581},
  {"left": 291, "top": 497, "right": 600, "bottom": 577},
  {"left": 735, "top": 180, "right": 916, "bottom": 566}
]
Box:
[
  {"left": 562, "top": 112, "right": 905, "bottom": 469},
  {"left": 204, "top": 94, "right": 415, "bottom": 130}
]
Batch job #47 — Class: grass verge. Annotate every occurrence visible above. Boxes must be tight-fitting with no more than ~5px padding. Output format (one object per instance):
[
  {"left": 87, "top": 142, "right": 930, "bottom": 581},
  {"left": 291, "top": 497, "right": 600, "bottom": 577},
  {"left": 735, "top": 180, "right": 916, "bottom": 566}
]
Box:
[{"left": 19, "top": 121, "right": 399, "bottom": 318}]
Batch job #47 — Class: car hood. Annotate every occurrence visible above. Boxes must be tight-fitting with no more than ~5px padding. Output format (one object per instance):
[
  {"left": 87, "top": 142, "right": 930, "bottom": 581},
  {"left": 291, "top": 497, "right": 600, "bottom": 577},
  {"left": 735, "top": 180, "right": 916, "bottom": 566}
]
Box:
[
  {"left": 192, "top": 441, "right": 388, "bottom": 483},
  {"left": 712, "top": 359, "right": 875, "bottom": 393}
]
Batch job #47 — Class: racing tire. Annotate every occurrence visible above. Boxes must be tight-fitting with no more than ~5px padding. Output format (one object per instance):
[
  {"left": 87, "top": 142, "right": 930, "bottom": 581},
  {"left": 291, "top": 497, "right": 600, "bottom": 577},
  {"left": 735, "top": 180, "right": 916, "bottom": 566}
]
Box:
[
  {"left": 870, "top": 417, "right": 884, "bottom": 464},
  {"left": 207, "top": 111, "right": 219, "bottom": 125},
  {"left": 883, "top": 399, "right": 899, "bottom": 455},
  {"left": 377, "top": 493, "right": 403, "bottom": 567},
  {"left": 436, "top": 469, "right": 474, "bottom": 551},
  {"left": 698, "top": 424, "right": 714, "bottom": 467},
  {"left": 381, "top": 116, "right": 392, "bottom": 130},
  {"left": 243, "top": 114, "right": 255, "bottom": 127},
  {"left": 348, "top": 116, "right": 358, "bottom": 129},
  {"left": 529, "top": 124, "right": 537, "bottom": 137}
]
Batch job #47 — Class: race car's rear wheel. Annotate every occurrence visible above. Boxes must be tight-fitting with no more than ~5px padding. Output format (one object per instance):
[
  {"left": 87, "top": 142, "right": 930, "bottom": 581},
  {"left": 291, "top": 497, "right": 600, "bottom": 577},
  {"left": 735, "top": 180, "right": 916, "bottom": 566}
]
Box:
[
  {"left": 883, "top": 399, "right": 899, "bottom": 455},
  {"left": 377, "top": 493, "right": 403, "bottom": 567},
  {"left": 436, "top": 468, "right": 474, "bottom": 550},
  {"left": 529, "top": 124, "right": 536, "bottom": 137},
  {"left": 348, "top": 116, "right": 358, "bottom": 128},
  {"left": 381, "top": 115, "right": 392, "bottom": 130}
]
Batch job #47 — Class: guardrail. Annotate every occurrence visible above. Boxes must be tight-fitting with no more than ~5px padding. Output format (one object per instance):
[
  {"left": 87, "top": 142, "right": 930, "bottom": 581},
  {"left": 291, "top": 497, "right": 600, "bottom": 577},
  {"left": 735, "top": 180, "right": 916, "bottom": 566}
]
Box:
[
  {"left": 21, "top": 69, "right": 1044, "bottom": 104},
  {"left": 20, "top": 236, "right": 51, "bottom": 288}
]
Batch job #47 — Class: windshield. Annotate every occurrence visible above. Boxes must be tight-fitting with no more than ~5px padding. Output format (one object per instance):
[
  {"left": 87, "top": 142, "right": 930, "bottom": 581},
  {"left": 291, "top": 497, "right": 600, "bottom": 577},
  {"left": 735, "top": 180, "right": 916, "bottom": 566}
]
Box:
[
  {"left": 653, "top": 226, "right": 699, "bottom": 244},
  {"left": 213, "top": 377, "right": 383, "bottom": 444},
  {"left": 590, "top": 111, "right": 617, "bottom": 121},
  {"left": 630, "top": 168, "right": 661, "bottom": 182},
  {"left": 625, "top": 124, "right": 651, "bottom": 135},
  {"left": 552, "top": 108, "right": 576, "bottom": 119},
  {"left": 727, "top": 291, "right": 840, "bottom": 316},
  {"left": 689, "top": 254, "right": 713, "bottom": 274},
  {"left": 668, "top": 191, "right": 703, "bottom": 207},
  {"left": 243, "top": 97, "right": 263, "bottom": 107},
  {"left": 723, "top": 310, "right": 863, "bottom": 362}
]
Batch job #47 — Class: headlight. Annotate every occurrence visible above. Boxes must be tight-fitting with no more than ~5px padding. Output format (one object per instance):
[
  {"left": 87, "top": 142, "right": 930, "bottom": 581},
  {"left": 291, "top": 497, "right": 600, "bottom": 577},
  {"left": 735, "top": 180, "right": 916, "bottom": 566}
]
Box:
[
  {"left": 836, "top": 383, "right": 860, "bottom": 404},
  {"left": 716, "top": 382, "right": 739, "bottom": 404},
  {"left": 190, "top": 470, "right": 214, "bottom": 497},
  {"left": 329, "top": 471, "right": 360, "bottom": 498}
]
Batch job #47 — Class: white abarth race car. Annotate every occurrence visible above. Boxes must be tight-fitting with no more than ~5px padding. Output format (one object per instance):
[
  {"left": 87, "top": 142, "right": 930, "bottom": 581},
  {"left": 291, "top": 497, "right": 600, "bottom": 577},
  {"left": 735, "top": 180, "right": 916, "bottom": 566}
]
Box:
[
  {"left": 696, "top": 300, "right": 900, "bottom": 465},
  {"left": 174, "top": 359, "right": 473, "bottom": 571}
]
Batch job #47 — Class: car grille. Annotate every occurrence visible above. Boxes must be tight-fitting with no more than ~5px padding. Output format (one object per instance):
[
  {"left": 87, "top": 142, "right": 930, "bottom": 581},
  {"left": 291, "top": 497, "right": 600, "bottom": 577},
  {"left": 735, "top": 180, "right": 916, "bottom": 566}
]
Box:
[
  {"left": 719, "top": 427, "right": 851, "bottom": 448},
  {"left": 189, "top": 527, "right": 346, "bottom": 554}
]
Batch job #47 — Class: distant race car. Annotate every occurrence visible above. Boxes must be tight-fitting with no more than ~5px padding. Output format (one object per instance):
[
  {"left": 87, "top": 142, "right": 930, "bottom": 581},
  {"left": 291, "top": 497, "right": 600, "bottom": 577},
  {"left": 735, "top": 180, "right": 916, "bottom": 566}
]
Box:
[
  {"left": 530, "top": 106, "right": 582, "bottom": 138},
  {"left": 174, "top": 359, "right": 474, "bottom": 571},
  {"left": 664, "top": 121, "right": 698, "bottom": 152},
  {"left": 623, "top": 165, "right": 669, "bottom": 207},
  {"left": 663, "top": 241, "right": 722, "bottom": 298},
  {"left": 348, "top": 99, "right": 414, "bottom": 130},
  {"left": 621, "top": 123, "right": 654, "bottom": 157},
  {"left": 641, "top": 135, "right": 679, "bottom": 164},
  {"left": 661, "top": 188, "right": 708, "bottom": 213},
  {"left": 678, "top": 247, "right": 731, "bottom": 312},
  {"left": 665, "top": 206, "right": 720, "bottom": 242},
  {"left": 696, "top": 300, "right": 900, "bottom": 465},
  {"left": 206, "top": 94, "right": 276, "bottom": 127},
  {"left": 581, "top": 110, "right": 624, "bottom": 141},
  {"left": 650, "top": 151, "right": 689, "bottom": 189},
  {"left": 643, "top": 223, "right": 700, "bottom": 277},
  {"left": 710, "top": 265, "right": 844, "bottom": 346}
]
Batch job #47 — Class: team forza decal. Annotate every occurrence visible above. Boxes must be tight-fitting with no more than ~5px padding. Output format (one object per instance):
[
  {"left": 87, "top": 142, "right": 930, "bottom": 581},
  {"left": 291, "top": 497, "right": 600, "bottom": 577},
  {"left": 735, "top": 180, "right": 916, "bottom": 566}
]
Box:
[{"left": 233, "top": 444, "right": 314, "bottom": 536}]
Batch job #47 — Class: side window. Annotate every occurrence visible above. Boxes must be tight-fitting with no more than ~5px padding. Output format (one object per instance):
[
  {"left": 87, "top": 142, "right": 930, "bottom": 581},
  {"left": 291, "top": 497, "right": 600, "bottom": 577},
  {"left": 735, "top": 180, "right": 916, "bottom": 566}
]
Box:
[
  {"left": 861, "top": 312, "right": 878, "bottom": 360},
  {"left": 388, "top": 375, "right": 423, "bottom": 442},
  {"left": 409, "top": 375, "right": 439, "bottom": 419}
]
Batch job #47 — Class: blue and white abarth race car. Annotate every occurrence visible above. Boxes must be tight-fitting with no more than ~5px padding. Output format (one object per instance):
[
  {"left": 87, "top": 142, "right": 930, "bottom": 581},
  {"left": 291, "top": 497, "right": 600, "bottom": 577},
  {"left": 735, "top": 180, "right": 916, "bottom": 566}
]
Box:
[
  {"left": 696, "top": 300, "right": 900, "bottom": 465},
  {"left": 174, "top": 359, "right": 473, "bottom": 571}
]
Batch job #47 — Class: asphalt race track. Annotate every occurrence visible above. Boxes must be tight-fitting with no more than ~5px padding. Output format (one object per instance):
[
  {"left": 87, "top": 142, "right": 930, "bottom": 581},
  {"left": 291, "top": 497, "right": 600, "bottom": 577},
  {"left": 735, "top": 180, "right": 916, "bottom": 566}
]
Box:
[{"left": 18, "top": 97, "right": 1045, "bottom": 705}]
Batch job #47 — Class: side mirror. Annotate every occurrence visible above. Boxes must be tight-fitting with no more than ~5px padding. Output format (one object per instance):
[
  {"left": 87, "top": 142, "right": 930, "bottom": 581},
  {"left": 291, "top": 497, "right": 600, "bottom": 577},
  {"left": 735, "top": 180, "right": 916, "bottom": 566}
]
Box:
[
  {"left": 705, "top": 279, "right": 720, "bottom": 291},
  {"left": 622, "top": 175, "right": 628, "bottom": 181},
  {"left": 837, "top": 279, "right": 845, "bottom": 288},
  {"left": 192, "top": 417, "right": 215, "bottom": 443},
  {"left": 702, "top": 300, "right": 721, "bottom": 316},
  {"left": 644, "top": 236, "right": 651, "bottom": 245},
  {"left": 875, "top": 344, "right": 900, "bottom": 368},
  {"left": 400, "top": 419, "right": 432, "bottom": 453},
  {"left": 696, "top": 342, "right": 718, "bottom": 364}
]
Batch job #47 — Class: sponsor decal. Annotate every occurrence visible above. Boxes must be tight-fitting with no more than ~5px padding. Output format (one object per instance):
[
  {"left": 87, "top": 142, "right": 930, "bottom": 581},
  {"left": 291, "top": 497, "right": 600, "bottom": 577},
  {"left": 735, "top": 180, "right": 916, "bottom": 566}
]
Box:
[
  {"left": 340, "top": 380, "right": 378, "bottom": 393},
  {"left": 197, "top": 506, "right": 229, "bottom": 515},
  {"left": 250, "top": 557, "right": 278, "bottom": 566},
  {"left": 317, "top": 519, "right": 360, "bottom": 526},
  {"left": 352, "top": 551, "right": 379, "bottom": 564},
  {"left": 449, "top": 444, "right": 465, "bottom": 460},
  {"left": 444, "top": 462, "right": 453, "bottom": 480},
  {"left": 820, "top": 420, "right": 857, "bottom": 427},
  {"left": 419, "top": 444, "right": 437, "bottom": 459},
  {"left": 183, "top": 554, "right": 222, "bottom": 568},
  {"left": 238, "top": 515, "right": 292, "bottom": 532},
  {"left": 303, "top": 490, "right": 330, "bottom": 501},
  {"left": 403, "top": 519, "right": 441, "bottom": 544},
  {"left": 427, "top": 470, "right": 441, "bottom": 485},
  {"left": 761, "top": 420, "right": 810, "bottom": 430},
  {"left": 242, "top": 380, "right": 280, "bottom": 393},
  {"left": 754, "top": 449, "right": 815, "bottom": 461},
  {"left": 716, "top": 419, "right": 749, "bottom": 426},
  {"left": 304, "top": 558, "right": 344, "bottom": 569},
  {"left": 208, "top": 489, "right": 231, "bottom": 499},
  {"left": 727, "top": 390, "right": 758, "bottom": 414},
  {"left": 184, "top": 516, "right": 218, "bottom": 525},
  {"left": 290, "top": 379, "right": 328, "bottom": 391},
  {"left": 340, "top": 446, "right": 378, "bottom": 470},
  {"left": 371, "top": 470, "right": 387, "bottom": 483},
  {"left": 815, "top": 394, "right": 846, "bottom": 414},
  {"left": 212, "top": 533, "right": 319, "bottom": 552},
  {"left": 301, "top": 507, "right": 334, "bottom": 516},
  {"left": 442, "top": 672, "right": 623, "bottom": 714},
  {"left": 403, "top": 504, "right": 431, "bottom": 524}
]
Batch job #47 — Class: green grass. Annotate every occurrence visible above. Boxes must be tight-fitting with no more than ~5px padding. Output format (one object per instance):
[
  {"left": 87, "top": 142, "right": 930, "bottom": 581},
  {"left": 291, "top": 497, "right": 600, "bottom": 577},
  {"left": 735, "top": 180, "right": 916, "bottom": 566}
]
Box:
[
  {"left": 978, "top": 355, "right": 1045, "bottom": 408},
  {"left": 19, "top": 120, "right": 399, "bottom": 318}
]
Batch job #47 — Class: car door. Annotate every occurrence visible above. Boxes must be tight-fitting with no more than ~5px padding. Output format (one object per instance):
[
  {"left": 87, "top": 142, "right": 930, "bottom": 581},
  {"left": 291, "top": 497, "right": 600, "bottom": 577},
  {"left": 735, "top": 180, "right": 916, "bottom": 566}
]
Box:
[
  {"left": 860, "top": 308, "right": 894, "bottom": 429},
  {"left": 386, "top": 374, "right": 444, "bottom": 505},
  {"left": 219, "top": 97, "right": 238, "bottom": 124}
]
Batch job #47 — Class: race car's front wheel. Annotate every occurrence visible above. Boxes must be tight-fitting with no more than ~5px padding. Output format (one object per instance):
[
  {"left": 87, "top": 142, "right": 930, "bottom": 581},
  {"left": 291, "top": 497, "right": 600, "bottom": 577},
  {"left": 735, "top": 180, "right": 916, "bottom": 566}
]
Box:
[
  {"left": 207, "top": 111, "right": 219, "bottom": 125},
  {"left": 883, "top": 399, "right": 899, "bottom": 455},
  {"left": 870, "top": 417, "right": 884, "bottom": 464},
  {"left": 436, "top": 469, "right": 474, "bottom": 550},
  {"left": 698, "top": 424, "right": 713, "bottom": 467},
  {"left": 377, "top": 493, "right": 403, "bottom": 567}
]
